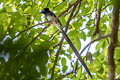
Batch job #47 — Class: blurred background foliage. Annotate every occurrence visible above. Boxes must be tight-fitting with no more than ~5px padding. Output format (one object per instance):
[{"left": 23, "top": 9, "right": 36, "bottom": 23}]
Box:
[{"left": 0, "top": 0, "right": 120, "bottom": 80}]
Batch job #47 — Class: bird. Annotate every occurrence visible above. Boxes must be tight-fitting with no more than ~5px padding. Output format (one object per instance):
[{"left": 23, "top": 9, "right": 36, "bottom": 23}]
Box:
[
  {"left": 40, "top": 8, "right": 63, "bottom": 31},
  {"left": 41, "top": 8, "right": 92, "bottom": 78}
]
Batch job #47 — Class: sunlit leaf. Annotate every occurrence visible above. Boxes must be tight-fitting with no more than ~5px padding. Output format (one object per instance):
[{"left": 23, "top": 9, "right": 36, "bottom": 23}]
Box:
[
  {"left": 61, "top": 58, "right": 66, "bottom": 66},
  {"left": 62, "top": 65, "right": 68, "bottom": 73}
]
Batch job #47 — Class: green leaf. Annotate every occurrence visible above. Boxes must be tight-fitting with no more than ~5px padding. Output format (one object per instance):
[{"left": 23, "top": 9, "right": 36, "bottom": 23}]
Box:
[
  {"left": 60, "top": 16, "right": 66, "bottom": 26},
  {"left": 94, "top": 58, "right": 102, "bottom": 70},
  {"left": 111, "top": 0, "right": 120, "bottom": 7},
  {"left": 115, "top": 47, "right": 120, "bottom": 60},
  {"left": 79, "top": 31, "right": 86, "bottom": 40},
  {"left": 118, "top": 30, "right": 120, "bottom": 41},
  {"left": 97, "top": 73, "right": 104, "bottom": 79},
  {"left": 0, "top": 13, "right": 8, "bottom": 25},
  {"left": 35, "top": 13, "right": 41, "bottom": 21},
  {"left": 116, "top": 63, "right": 120, "bottom": 74},
  {"left": 67, "top": 47, "right": 73, "bottom": 54},
  {"left": 54, "top": 1, "right": 67, "bottom": 11},
  {"left": 72, "top": 37, "right": 81, "bottom": 50},
  {"left": 62, "top": 66, "right": 68, "bottom": 73},
  {"left": 64, "top": 54, "right": 71, "bottom": 60},
  {"left": 40, "top": 65, "right": 47, "bottom": 76},
  {"left": 72, "top": 22, "right": 82, "bottom": 30},
  {"left": 61, "top": 58, "right": 66, "bottom": 66},
  {"left": 96, "top": 41, "right": 104, "bottom": 50},
  {"left": 41, "top": 0, "right": 49, "bottom": 8},
  {"left": 6, "top": 6, "right": 13, "bottom": 12},
  {"left": 98, "top": 66, "right": 104, "bottom": 74},
  {"left": 93, "top": 51, "right": 100, "bottom": 58},
  {"left": 76, "top": 67, "right": 82, "bottom": 79},
  {"left": 40, "top": 34, "right": 50, "bottom": 41},
  {"left": 68, "top": 30, "right": 81, "bottom": 38},
  {"left": 24, "top": 6, "right": 32, "bottom": 13},
  {"left": 4, "top": 0, "right": 14, "bottom": 5}
]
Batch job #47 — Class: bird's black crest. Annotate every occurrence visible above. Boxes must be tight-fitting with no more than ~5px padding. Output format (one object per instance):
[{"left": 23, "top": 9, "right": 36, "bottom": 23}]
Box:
[{"left": 41, "top": 8, "right": 50, "bottom": 14}]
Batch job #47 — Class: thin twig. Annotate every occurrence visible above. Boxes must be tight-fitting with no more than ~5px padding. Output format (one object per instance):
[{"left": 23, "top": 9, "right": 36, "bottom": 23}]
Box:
[
  {"left": 49, "top": 30, "right": 59, "bottom": 41},
  {"left": 46, "top": 0, "right": 50, "bottom": 7},
  {"left": 57, "top": 0, "right": 81, "bottom": 19},
  {"left": 49, "top": 31, "right": 60, "bottom": 42},
  {"left": 74, "top": 59, "right": 78, "bottom": 77},
  {"left": 12, "top": 21, "right": 49, "bottom": 40},
  {"left": 76, "top": 3, "right": 112, "bottom": 18},
  {"left": 53, "top": 0, "right": 66, "bottom": 9},
  {"left": 56, "top": 66, "right": 83, "bottom": 79},
  {"left": 64, "top": 10, "right": 71, "bottom": 17},
  {"left": 50, "top": 38, "right": 63, "bottom": 79},
  {"left": 39, "top": 0, "right": 44, "bottom": 7},
  {"left": 102, "top": 3, "right": 112, "bottom": 10},
  {"left": 80, "top": 34, "right": 110, "bottom": 55},
  {"left": 73, "top": 1, "right": 81, "bottom": 18},
  {"left": 92, "top": 3, "right": 102, "bottom": 36},
  {"left": 23, "top": 23, "right": 51, "bottom": 51}
]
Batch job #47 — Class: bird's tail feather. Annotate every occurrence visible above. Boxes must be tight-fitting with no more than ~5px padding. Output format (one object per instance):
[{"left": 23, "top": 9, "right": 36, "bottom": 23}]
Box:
[{"left": 61, "top": 29, "right": 92, "bottom": 78}]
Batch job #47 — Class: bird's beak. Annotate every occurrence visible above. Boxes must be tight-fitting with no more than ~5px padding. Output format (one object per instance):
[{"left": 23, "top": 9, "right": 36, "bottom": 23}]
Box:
[{"left": 40, "top": 9, "right": 44, "bottom": 13}]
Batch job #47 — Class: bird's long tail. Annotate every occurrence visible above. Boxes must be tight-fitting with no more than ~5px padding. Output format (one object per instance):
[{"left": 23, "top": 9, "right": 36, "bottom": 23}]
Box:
[{"left": 61, "top": 29, "right": 92, "bottom": 78}]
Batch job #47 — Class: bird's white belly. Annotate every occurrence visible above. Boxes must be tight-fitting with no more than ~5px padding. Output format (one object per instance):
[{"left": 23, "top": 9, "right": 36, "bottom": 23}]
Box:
[
  {"left": 47, "top": 15, "right": 54, "bottom": 21},
  {"left": 47, "top": 15, "right": 62, "bottom": 31}
]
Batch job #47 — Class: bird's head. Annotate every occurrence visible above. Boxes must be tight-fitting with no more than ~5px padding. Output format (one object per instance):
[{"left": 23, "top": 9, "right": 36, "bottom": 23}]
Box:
[{"left": 41, "top": 8, "right": 50, "bottom": 15}]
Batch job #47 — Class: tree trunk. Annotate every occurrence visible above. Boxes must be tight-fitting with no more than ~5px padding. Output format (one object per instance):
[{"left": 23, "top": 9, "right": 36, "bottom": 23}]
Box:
[{"left": 108, "top": 5, "right": 119, "bottom": 80}]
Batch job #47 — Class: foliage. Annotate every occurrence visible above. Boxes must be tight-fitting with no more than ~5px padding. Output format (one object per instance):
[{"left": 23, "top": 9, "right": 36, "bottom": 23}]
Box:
[{"left": 0, "top": 0, "right": 120, "bottom": 80}]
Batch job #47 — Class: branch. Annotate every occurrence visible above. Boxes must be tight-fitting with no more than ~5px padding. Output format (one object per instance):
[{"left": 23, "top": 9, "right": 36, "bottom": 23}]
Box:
[
  {"left": 73, "top": 34, "right": 110, "bottom": 78},
  {"left": 74, "top": 59, "right": 79, "bottom": 77},
  {"left": 102, "top": 3, "right": 112, "bottom": 10},
  {"left": 23, "top": 23, "right": 51, "bottom": 51},
  {"left": 57, "top": 66, "right": 83, "bottom": 79},
  {"left": 46, "top": 0, "right": 50, "bottom": 7},
  {"left": 50, "top": 37, "right": 63, "bottom": 79},
  {"left": 76, "top": 3, "right": 111, "bottom": 18},
  {"left": 49, "top": 30, "right": 59, "bottom": 41},
  {"left": 92, "top": 4, "right": 102, "bottom": 36},
  {"left": 72, "top": 1, "right": 81, "bottom": 18},
  {"left": 57, "top": 0, "right": 81, "bottom": 19},
  {"left": 80, "top": 34, "right": 110, "bottom": 55},
  {"left": 108, "top": 6, "right": 119, "bottom": 80},
  {"left": 53, "top": 0, "right": 66, "bottom": 9},
  {"left": 12, "top": 21, "right": 49, "bottom": 40}
]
